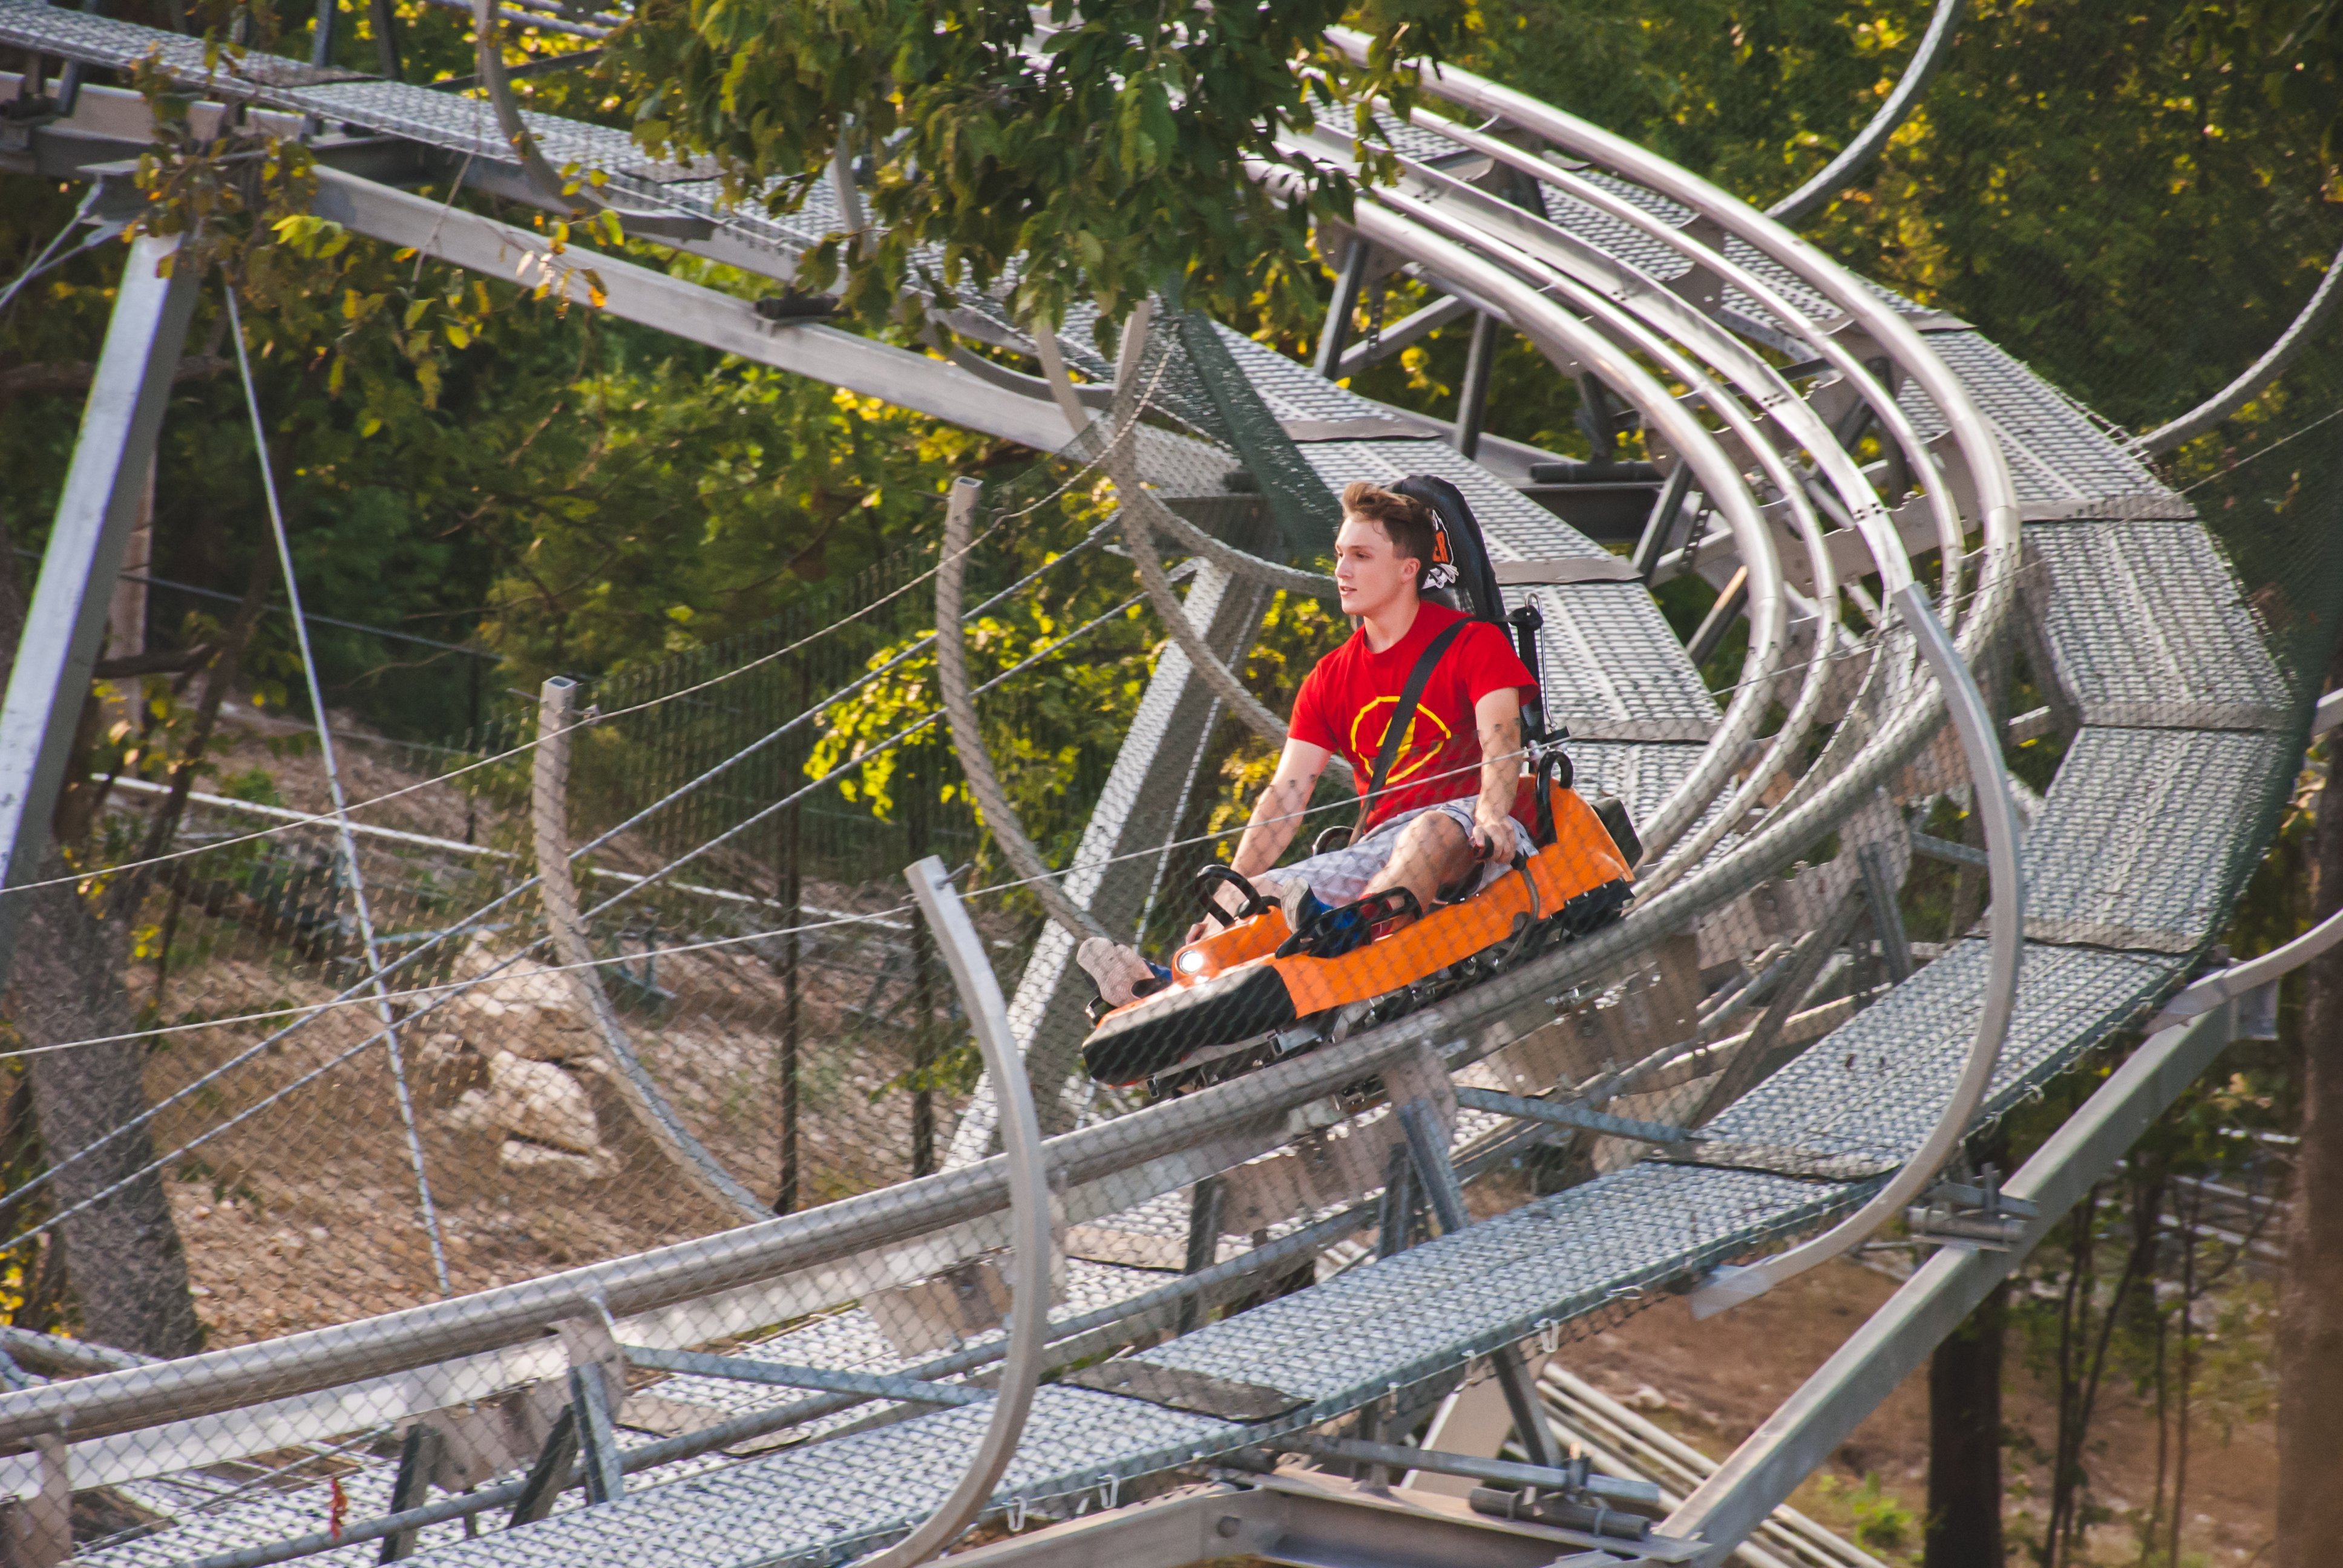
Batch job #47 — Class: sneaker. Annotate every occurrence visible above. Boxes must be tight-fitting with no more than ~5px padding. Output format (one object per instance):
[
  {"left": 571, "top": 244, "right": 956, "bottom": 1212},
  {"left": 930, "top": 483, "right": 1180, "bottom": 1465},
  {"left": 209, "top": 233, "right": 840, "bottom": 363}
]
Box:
[
  {"left": 1076, "top": 937, "right": 1168, "bottom": 1008},
  {"left": 1277, "top": 887, "right": 1421, "bottom": 960}
]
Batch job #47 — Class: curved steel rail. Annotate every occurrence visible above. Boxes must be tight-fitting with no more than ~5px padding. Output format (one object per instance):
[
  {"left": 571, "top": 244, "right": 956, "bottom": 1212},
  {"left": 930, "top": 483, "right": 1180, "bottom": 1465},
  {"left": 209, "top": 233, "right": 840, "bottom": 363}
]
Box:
[
  {"left": 530, "top": 676, "right": 769, "bottom": 1222},
  {"left": 933, "top": 477, "right": 1113, "bottom": 942},
  {"left": 870, "top": 857, "right": 1054, "bottom": 1568},
  {"left": 467, "top": 0, "right": 708, "bottom": 241},
  {"left": 1337, "top": 38, "right": 2026, "bottom": 626},
  {"left": 1688, "top": 580, "right": 2024, "bottom": 1315},
  {"left": 1392, "top": 102, "right": 1967, "bottom": 619},
  {"left": 1766, "top": 0, "right": 1968, "bottom": 226},
  {"left": 2154, "top": 897, "right": 2343, "bottom": 1021},
  {"left": 2134, "top": 235, "right": 2343, "bottom": 454}
]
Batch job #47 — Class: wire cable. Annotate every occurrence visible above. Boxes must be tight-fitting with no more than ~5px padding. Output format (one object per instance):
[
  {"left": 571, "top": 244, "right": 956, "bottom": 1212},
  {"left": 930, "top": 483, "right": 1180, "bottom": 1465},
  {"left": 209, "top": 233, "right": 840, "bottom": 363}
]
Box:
[{"left": 228, "top": 284, "right": 453, "bottom": 1295}]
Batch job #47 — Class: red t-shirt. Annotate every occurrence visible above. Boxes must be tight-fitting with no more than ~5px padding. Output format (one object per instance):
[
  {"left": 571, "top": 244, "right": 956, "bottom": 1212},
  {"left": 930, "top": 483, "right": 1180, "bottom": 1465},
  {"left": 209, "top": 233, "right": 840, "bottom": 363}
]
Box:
[{"left": 1288, "top": 601, "right": 1540, "bottom": 838}]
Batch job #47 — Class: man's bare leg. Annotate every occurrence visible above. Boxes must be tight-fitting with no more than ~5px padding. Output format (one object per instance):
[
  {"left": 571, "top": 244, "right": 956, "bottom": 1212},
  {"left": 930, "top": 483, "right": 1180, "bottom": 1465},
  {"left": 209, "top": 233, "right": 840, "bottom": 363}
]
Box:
[{"left": 1357, "top": 810, "right": 1480, "bottom": 916}]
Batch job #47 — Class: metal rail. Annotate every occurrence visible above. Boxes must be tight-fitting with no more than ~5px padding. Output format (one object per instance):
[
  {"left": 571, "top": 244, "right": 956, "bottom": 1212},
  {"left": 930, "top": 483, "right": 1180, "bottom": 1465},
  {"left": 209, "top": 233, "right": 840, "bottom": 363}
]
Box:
[
  {"left": 1765, "top": 0, "right": 1968, "bottom": 226},
  {"left": 1687, "top": 582, "right": 2024, "bottom": 1315},
  {"left": 933, "top": 477, "right": 1112, "bottom": 943},
  {"left": 529, "top": 675, "right": 770, "bottom": 1220},
  {"left": 873, "top": 857, "right": 1055, "bottom": 1568},
  {"left": 2134, "top": 235, "right": 2343, "bottom": 453},
  {"left": 1665, "top": 1002, "right": 2243, "bottom": 1564}
]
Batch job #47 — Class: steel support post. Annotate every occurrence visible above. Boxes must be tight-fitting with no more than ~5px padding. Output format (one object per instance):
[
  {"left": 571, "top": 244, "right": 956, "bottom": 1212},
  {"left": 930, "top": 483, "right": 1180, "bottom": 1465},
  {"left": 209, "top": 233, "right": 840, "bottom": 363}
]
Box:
[
  {"left": 952, "top": 560, "right": 1268, "bottom": 1154},
  {"left": 566, "top": 1364, "right": 624, "bottom": 1505},
  {"left": 1855, "top": 840, "right": 1914, "bottom": 983},
  {"left": 1312, "top": 239, "right": 1374, "bottom": 379},
  {"left": 0, "top": 232, "right": 197, "bottom": 985},
  {"left": 1663, "top": 1003, "right": 2240, "bottom": 1565},
  {"left": 1631, "top": 466, "right": 1696, "bottom": 583},
  {"left": 1395, "top": 1100, "right": 1564, "bottom": 1472},
  {"left": 1452, "top": 312, "right": 1499, "bottom": 460},
  {"left": 376, "top": 1423, "right": 442, "bottom": 1563}
]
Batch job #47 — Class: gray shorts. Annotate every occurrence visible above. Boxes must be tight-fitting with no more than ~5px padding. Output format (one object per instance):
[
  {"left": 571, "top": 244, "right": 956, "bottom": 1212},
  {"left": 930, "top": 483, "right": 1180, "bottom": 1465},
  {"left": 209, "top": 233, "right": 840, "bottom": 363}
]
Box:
[{"left": 1278, "top": 799, "right": 1536, "bottom": 908}]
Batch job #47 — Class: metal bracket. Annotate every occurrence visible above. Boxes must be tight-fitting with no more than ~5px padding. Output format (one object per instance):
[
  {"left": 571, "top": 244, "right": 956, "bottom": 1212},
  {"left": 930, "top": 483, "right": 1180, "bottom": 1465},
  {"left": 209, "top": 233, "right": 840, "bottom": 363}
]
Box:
[{"left": 1905, "top": 1166, "right": 2039, "bottom": 1251}]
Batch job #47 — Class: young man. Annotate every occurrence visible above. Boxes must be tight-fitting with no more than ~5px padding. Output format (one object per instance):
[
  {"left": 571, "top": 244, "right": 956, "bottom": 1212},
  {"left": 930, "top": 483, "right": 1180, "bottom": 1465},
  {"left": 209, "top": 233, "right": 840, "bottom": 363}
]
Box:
[{"left": 1080, "top": 481, "right": 1539, "bottom": 1007}]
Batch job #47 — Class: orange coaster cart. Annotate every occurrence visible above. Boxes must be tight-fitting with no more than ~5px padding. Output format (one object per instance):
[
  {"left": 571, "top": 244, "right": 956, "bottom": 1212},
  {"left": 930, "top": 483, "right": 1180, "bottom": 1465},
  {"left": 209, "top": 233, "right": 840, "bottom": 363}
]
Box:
[{"left": 1078, "top": 473, "right": 1641, "bottom": 1094}]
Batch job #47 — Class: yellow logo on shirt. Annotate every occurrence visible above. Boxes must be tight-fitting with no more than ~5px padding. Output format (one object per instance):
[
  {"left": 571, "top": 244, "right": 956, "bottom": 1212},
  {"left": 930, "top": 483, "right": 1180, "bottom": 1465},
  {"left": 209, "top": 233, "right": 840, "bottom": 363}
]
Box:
[{"left": 1348, "top": 697, "right": 1454, "bottom": 783}]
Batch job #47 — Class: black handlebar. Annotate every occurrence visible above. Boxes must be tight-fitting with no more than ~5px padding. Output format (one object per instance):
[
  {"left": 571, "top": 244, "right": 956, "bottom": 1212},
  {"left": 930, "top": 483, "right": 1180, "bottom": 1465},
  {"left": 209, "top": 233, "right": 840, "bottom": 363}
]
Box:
[{"left": 1194, "top": 865, "right": 1273, "bottom": 927}]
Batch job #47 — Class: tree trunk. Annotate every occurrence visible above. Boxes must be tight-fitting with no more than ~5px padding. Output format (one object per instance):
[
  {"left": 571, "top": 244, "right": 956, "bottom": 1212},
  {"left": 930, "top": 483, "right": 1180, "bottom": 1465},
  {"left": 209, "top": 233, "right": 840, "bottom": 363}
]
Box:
[
  {"left": 2275, "top": 691, "right": 2343, "bottom": 1568},
  {"left": 0, "top": 521, "right": 202, "bottom": 1357},
  {"left": 1925, "top": 1280, "right": 2006, "bottom": 1566},
  {"left": 13, "top": 864, "right": 204, "bottom": 1356}
]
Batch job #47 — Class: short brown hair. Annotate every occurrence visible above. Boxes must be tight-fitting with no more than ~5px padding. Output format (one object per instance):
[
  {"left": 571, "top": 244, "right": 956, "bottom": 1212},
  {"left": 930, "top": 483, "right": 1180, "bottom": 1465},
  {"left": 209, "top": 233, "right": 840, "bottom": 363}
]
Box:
[{"left": 1340, "top": 482, "right": 1438, "bottom": 589}]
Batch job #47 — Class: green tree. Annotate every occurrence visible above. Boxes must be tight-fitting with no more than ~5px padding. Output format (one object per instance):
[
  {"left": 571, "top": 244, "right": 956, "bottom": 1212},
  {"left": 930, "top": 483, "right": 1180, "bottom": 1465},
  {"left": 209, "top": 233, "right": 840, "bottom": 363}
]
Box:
[{"left": 609, "top": 0, "right": 1467, "bottom": 329}]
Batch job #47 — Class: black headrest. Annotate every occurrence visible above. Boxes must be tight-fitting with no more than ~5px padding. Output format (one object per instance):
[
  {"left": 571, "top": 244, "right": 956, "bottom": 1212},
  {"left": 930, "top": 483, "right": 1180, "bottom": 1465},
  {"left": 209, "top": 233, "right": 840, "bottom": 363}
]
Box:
[{"left": 1390, "top": 474, "right": 1507, "bottom": 629}]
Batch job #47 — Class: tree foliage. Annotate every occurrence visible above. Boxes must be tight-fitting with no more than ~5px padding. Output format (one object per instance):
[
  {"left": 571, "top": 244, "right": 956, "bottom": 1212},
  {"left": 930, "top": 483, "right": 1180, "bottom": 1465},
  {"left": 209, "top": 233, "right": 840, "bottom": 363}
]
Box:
[{"left": 609, "top": 0, "right": 1466, "bottom": 329}]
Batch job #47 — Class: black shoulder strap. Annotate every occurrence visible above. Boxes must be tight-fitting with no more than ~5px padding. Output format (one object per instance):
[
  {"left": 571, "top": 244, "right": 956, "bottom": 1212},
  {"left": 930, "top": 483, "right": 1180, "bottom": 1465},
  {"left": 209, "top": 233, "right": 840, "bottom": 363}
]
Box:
[{"left": 1358, "top": 619, "right": 1471, "bottom": 832}]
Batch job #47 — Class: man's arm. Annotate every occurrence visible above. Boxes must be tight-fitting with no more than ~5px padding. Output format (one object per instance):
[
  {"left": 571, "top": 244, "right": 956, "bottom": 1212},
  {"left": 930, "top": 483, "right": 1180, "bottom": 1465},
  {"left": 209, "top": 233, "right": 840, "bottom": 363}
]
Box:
[
  {"left": 1229, "top": 738, "right": 1331, "bottom": 879},
  {"left": 1469, "top": 687, "right": 1524, "bottom": 864},
  {"left": 1191, "top": 738, "right": 1328, "bottom": 936}
]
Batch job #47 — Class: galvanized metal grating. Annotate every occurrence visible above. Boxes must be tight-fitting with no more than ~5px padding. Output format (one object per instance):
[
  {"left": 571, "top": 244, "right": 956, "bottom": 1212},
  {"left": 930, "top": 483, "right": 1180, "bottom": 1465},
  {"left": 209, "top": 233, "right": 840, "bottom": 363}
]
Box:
[
  {"left": 1924, "top": 333, "right": 2178, "bottom": 513},
  {"left": 1702, "top": 939, "right": 2174, "bottom": 1166},
  {"left": 2020, "top": 728, "right": 2298, "bottom": 953},
  {"left": 1529, "top": 583, "right": 1721, "bottom": 740},
  {"left": 1557, "top": 742, "right": 1708, "bottom": 832},
  {"left": 2031, "top": 518, "right": 2298, "bottom": 728},
  {"left": 1213, "top": 327, "right": 1417, "bottom": 425}
]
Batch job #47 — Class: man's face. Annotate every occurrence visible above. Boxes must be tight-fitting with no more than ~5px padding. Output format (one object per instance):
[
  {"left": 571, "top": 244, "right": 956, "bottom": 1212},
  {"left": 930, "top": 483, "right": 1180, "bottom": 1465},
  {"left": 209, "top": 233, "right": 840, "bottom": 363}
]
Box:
[{"left": 1333, "top": 512, "right": 1420, "bottom": 621}]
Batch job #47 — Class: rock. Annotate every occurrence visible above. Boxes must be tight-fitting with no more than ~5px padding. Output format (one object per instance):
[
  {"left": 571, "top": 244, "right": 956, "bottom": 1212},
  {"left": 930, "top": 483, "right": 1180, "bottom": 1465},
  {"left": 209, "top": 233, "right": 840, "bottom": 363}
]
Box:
[
  {"left": 413, "top": 1031, "right": 467, "bottom": 1072},
  {"left": 440, "top": 1051, "right": 603, "bottom": 1157},
  {"left": 497, "top": 1140, "right": 615, "bottom": 1183},
  {"left": 442, "top": 935, "right": 598, "bottom": 1063}
]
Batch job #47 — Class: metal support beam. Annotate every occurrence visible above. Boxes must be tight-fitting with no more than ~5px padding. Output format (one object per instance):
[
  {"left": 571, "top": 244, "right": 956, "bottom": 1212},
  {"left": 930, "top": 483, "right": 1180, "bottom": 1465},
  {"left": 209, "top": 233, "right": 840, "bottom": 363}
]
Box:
[
  {"left": 1855, "top": 841, "right": 1913, "bottom": 983},
  {"left": 304, "top": 169, "right": 1074, "bottom": 456},
  {"left": 932, "top": 1471, "right": 1642, "bottom": 1568},
  {"left": 0, "top": 232, "right": 197, "bottom": 985},
  {"left": 1453, "top": 312, "right": 1500, "bottom": 459},
  {"left": 1178, "top": 1174, "right": 1225, "bottom": 1334},
  {"left": 621, "top": 1346, "right": 985, "bottom": 1408},
  {"left": 1663, "top": 1004, "right": 2239, "bottom": 1565},
  {"left": 365, "top": 0, "right": 401, "bottom": 78},
  {"left": 1314, "top": 238, "right": 1373, "bottom": 378},
  {"left": 308, "top": 0, "right": 337, "bottom": 66},
  {"left": 1682, "top": 567, "right": 1746, "bottom": 668},
  {"left": 1396, "top": 1100, "right": 1564, "bottom": 1472},
  {"left": 1282, "top": 1436, "right": 1662, "bottom": 1511},
  {"left": 376, "top": 1423, "right": 441, "bottom": 1563},
  {"left": 566, "top": 1364, "right": 623, "bottom": 1506},
  {"left": 1452, "top": 1087, "right": 1695, "bottom": 1147},
  {"left": 505, "top": 1407, "right": 577, "bottom": 1527},
  {"left": 1630, "top": 466, "right": 1696, "bottom": 584}
]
